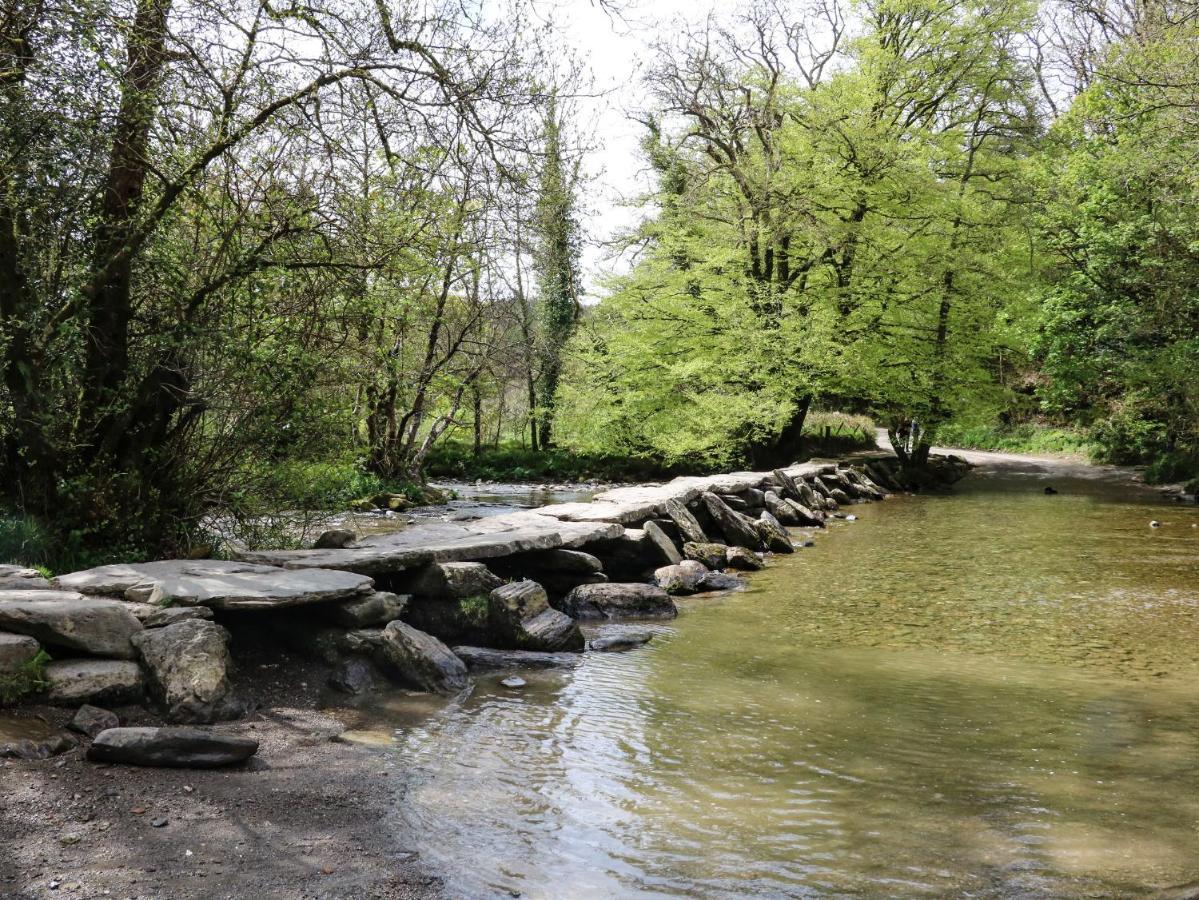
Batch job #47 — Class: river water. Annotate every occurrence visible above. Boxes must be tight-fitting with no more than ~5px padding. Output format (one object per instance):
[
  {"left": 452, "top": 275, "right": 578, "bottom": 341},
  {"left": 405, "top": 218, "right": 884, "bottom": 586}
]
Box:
[{"left": 346, "top": 459, "right": 1199, "bottom": 898}]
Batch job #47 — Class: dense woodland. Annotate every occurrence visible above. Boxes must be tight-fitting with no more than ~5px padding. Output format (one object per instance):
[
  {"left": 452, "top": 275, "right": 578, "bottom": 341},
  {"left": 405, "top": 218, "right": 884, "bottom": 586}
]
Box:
[{"left": 1, "top": 0, "right": 1197, "bottom": 563}]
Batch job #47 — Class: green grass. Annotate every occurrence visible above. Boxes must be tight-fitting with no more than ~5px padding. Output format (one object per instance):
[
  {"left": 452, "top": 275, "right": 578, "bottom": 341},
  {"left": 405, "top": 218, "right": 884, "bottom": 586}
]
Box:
[
  {"left": 0, "top": 649, "right": 50, "bottom": 705},
  {"left": 801, "top": 412, "right": 877, "bottom": 454},
  {"left": 934, "top": 422, "right": 1096, "bottom": 456}
]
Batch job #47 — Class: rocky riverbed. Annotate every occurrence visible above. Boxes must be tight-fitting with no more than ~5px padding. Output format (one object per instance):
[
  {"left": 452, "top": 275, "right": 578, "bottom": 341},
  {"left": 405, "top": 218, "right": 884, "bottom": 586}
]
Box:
[{"left": 0, "top": 452, "right": 967, "bottom": 898}]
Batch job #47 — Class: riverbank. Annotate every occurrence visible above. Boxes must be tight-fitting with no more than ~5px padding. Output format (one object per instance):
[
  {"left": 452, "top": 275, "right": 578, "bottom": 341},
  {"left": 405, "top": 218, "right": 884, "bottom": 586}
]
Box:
[
  {"left": 1, "top": 648, "right": 443, "bottom": 899},
  {"left": 0, "top": 452, "right": 954, "bottom": 899}
]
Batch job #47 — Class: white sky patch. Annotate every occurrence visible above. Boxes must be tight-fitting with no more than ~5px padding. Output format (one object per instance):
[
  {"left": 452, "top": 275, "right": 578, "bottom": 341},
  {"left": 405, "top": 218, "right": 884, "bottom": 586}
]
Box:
[{"left": 549, "top": 0, "right": 714, "bottom": 296}]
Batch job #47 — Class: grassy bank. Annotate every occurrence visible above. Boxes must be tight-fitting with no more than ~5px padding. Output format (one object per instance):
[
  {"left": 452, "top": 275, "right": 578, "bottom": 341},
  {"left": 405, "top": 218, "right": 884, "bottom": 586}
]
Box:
[{"left": 934, "top": 423, "right": 1096, "bottom": 457}]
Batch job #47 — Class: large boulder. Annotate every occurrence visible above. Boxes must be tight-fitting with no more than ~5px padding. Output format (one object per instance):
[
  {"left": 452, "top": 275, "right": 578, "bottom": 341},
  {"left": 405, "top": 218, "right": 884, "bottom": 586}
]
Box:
[
  {"left": 0, "top": 565, "right": 53, "bottom": 591},
  {"left": 757, "top": 511, "right": 794, "bottom": 553},
  {"left": 781, "top": 498, "right": 825, "bottom": 527},
  {"left": 313, "top": 529, "right": 357, "bottom": 549},
  {"left": 683, "top": 541, "right": 728, "bottom": 570},
  {"left": 562, "top": 583, "right": 677, "bottom": 620},
  {"left": 452, "top": 646, "right": 582, "bottom": 671},
  {"left": 54, "top": 560, "right": 374, "bottom": 611},
  {"left": 725, "top": 547, "right": 763, "bottom": 571},
  {"left": 642, "top": 521, "right": 682, "bottom": 566},
  {"left": 698, "top": 571, "right": 747, "bottom": 592},
  {"left": 771, "top": 469, "right": 805, "bottom": 504},
  {"left": 42, "top": 660, "right": 144, "bottom": 705},
  {"left": 488, "top": 581, "right": 583, "bottom": 651},
  {"left": 0, "top": 632, "right": 40, "bottom": 674},
  {"left": 763, "top": 490, "right": 799, "bottom": 525},
  {"left": 131, "top": 619, "right": 239, "bottom": 724},
  {"left": 500, "top": 549, "right": 604, "bottom": 575},
  {"left": 701, "top": 493, "right": 766, "bottom": 551},
  {"left": 400, "top": 561, "right": 502, "bottom": 600},
  {"left": 664, "top": 498, "right": 708, "bottom": 544},
  {"left": 365, "top": 620, "right": 469, "bottom": 694},
  {"left": 653, "top": 561, "right": 709, "bottom": 595},
  {"left": 0, "top": 592, "right": 142, "bottom": 658},
  {"left": 322, "top": 590, "right": 409, "bottom": 628},
  {"left": 87, "top": 727, "right": 259, "bottom": 768}
]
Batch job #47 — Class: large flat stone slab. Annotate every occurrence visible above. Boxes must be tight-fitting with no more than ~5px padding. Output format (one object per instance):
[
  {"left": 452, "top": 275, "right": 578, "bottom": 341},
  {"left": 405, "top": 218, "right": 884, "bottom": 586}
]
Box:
[
  {"left": 55, "top": 560, "right": 373, "bottom": 611},
  {"left": 237, "top": 515, "right": 622, "bottom": 576},
  {"left": 0, "top": 565, "right": 53, "bottom": 591},
  {"left": 0, "top": 591, "right": 143, "bottom": 658}
]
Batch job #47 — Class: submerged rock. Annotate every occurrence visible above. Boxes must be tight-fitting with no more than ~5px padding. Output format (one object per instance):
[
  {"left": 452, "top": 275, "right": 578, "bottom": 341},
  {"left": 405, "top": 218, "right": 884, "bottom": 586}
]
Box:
[
  {"left": 42, "top": 660, "right": 144, "bottom": 705},
  {"left": 0, "top": 591, "right": 143, "bottom": 659},
  {"left": 589, "top": 631, "right": 654, "bottom": 652},
  {"left": 0, "top": 715, "right": 76, "bottom": 759},
  {"left": 698, "top": 571, "right": 747, "bottom": 592},
  {"left": 562, "top": 583, "right": 677, "bottom": 620},
  {"left": 87, "top": 727, "right": 258, "bottom": 768},
  {"left": 68, "top": 704, "right": 120, "bottom": 738},
  {"left": 131, "top": 619, "right": 239, "bottom": 724},
  {"left": 452, "top": 646, "right": 581, "bottom": 671}
]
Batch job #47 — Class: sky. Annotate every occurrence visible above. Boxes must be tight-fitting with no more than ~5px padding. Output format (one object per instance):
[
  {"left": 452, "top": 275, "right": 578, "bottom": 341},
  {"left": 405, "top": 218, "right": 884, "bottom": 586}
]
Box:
[{"left": 548, "top": 0, "right": 706, "bottom": 293}]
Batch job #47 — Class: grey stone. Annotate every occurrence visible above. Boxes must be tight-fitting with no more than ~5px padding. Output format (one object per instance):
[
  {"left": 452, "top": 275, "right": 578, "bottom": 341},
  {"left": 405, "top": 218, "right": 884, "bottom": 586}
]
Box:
[
  {"left": 0, "top": 715, "right": 77, "bottom": 759},
  {"left": 313, "top": 529, "right": 357, "bottom": 549},
  {"left": 368, "top": 620, "right": 469, "bottom": 694},
  {"left": 131, "top": 620, "right": 239, "bottom": 724},
  {"left": 682, "top": 541, "right": 728, "bottom": 570},
  {"left": 642, "top": 520, "right": 682, "bottom": 566},
  {"left": 664, "top": 498, "right": 708, "bottom": 544},
  {"left": 0, "top": 592, "right": 142, "bottom": 659},
  {"left": 653, "top": 560, "right": 709, "bottom": 595},
  {"left": 507, "top": 549, "right": 603, "bottom": 574},
  {"left": 87, "top": 727, "right": 258, "bottom": 768},
  {"left": 701, "top": 493, "right": 766, "bottom": 550},
  {"left": 699, "top": 571, "right": 747, "bottom": 592},
  {"left": 237, "top": 514, "right": 623, "bottom": 575},
  {"left": 488, "top": 580, "right": 583, "bottom": 652},
  {"left": 562, "top": 583, "right": 677, "bottom": 620},
  {"left": 763, "top": 490, "right": 799, "bottom": 525},
  {"left": 55, "top": 560, "right": 374, "bottom": 611},
  {"left": 323, "top": 590, "right": 409, "bottom": 628},
  {"left": 717, "top": 493, "right": 750, "bottom": 511},
  {"left": 0, "top": 565, "right": 53, "bottom": 591},
  {"left": 725, "top": 547, "right": 763, "bottom": 571},
  {"left": 771, "top": 469, "right": 805, "bottom": 504},
  {"left": 589, "top": 631, "right": 654, "bottom": 652},
  {"left": 0, "top": 632, "right": 40, "bottom": 674},
  {"left": 42, "top": 660, "right": 144, "bottom": 705},
  {"left": 327, "top": 658, "right": 378, "bottom": 694},
  {"left": 452, "top": 646, "right": 581, "bottom": 671},
  {"left": 501, "top": 676, "right": 526, "bottom": 688},
  {"left": 403, "top": 561, "right": 501, "bottom": 600},
  {"left": 757, "top": 511, "right": 794, "bottom": 553},
  {"left": 68, "top": 704, "right": 120, "bottom": 738},
  {"left": 781, "top": 498, "right": 825, "bottom": 527},
  {"left": 141, "top": 606, "right": 214, "bottom": 628}
]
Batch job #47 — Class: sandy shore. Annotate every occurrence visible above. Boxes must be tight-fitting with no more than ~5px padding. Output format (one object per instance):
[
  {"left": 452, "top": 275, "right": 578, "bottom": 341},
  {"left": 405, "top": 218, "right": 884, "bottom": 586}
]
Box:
[{"left": 0, "top": 648, "right": 442, "bottom": 900}]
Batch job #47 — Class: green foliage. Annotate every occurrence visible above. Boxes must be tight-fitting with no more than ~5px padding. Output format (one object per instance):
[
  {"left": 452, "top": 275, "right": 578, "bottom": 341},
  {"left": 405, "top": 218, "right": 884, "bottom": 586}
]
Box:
[
  {"left": 935, "top": 423, "right": 1095, "bottom": 456},
  {"left": 425, "top": 441, "right": 693, "bottom": 482},
  {"left": 0, "top": 650, "right": 51, "bottom": 705},
  {"left": 457, "top": 594, "right": 491, "bottom": 627}
]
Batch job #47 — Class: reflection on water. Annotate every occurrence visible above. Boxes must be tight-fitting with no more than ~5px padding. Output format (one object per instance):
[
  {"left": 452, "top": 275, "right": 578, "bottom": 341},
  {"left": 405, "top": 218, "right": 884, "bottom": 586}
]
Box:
[{"left": 354, "top": 468, "right": 1199, "bottom": 898}]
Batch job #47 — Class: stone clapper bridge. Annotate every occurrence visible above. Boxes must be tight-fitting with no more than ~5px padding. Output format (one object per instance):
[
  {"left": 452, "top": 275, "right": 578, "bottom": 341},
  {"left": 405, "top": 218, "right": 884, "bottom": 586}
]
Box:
[{"left": 1, "top": 456, "right": 958, "bottom": 764}]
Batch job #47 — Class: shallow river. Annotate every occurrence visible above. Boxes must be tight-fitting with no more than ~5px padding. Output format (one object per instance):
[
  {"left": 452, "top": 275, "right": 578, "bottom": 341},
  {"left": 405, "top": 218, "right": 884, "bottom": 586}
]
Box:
[{"left": 349, "top": 460, "right": 1199, "bottom": 898}]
